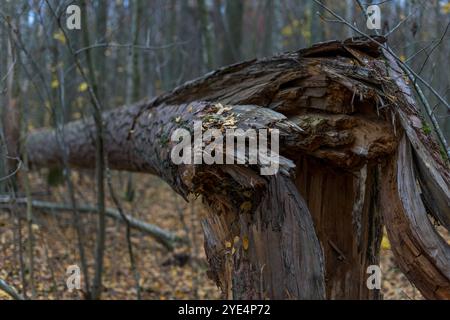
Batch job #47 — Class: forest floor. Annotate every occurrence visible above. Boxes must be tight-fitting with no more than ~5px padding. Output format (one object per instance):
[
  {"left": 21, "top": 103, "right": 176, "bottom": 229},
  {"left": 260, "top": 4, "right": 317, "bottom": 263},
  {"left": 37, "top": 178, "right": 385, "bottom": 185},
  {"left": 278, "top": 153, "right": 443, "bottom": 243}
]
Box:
[{"left": 0, "top": 170, "right": 445, "bottom": 300}]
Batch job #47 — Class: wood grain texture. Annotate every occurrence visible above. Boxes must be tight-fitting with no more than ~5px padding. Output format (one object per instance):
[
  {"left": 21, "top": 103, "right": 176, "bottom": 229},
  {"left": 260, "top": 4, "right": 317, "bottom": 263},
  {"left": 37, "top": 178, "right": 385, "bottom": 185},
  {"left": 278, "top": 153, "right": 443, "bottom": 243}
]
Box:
[{"left": 380, "top": 137, "right": 450, "bottom": 299}]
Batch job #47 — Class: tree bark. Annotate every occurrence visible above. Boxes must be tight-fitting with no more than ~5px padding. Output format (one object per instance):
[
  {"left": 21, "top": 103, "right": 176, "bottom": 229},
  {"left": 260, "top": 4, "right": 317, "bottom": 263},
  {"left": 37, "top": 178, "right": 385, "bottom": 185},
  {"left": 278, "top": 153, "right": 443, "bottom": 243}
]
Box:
[{"left": 24, "top": 36, "right": 450, "bottom": 299}]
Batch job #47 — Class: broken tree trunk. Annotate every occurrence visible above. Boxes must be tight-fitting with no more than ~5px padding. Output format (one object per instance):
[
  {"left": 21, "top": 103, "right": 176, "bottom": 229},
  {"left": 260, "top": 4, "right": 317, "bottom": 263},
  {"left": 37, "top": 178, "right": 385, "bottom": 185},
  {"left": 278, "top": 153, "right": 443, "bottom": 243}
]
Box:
[
  {"left": 379, "top": 49, "right": 450, "bottom": 299},
  {"left": 23, "top": 36, "right": 449, "bottom": 299}
]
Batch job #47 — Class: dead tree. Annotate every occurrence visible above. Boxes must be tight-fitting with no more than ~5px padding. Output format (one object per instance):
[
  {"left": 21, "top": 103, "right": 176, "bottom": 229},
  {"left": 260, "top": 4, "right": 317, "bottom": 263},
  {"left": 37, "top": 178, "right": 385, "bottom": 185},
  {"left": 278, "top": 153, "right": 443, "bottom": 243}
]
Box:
[{"left": 23, "top": 37, "right": 450, "bottom": 299}]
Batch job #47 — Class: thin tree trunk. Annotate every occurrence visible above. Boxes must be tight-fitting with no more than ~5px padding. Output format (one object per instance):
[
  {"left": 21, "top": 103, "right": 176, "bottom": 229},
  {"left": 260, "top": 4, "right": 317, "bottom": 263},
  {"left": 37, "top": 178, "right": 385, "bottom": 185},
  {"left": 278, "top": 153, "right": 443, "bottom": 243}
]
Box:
[
  {"left": 310, "top": 0, "right": 325, "bottom": 45},
  {"left": 262, "top": 0, "right": 274, "bottom": 57},
  {"left": 95, "top": 0, "right": 108, "bottom": 103},
  {"left": 222, "top": 0, "right": 244, "bottom": 65},
  {"left": 80, "top": 0, "right": 107, "bottom": 300},
  {"left": 197, "top": 0, "right": 214, "bottom": 70}
]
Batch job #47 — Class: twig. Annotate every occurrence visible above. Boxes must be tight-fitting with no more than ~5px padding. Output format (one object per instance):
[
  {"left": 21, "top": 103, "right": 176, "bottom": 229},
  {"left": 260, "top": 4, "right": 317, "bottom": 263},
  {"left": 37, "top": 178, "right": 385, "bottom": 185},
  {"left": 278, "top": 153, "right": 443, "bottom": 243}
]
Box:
[
  {"left": 0, "top": 156, "right": 21, "bottom": 182},
  {"left": 106, "top": 168, "right": 142, "bottom": 299},
  {"left": 405, "top": 41, "right": 437, "bottom": 63},
  {"left": 173, "top": 194, "right": 191, "bottom": 244},
  {"left": 0, "top": 58, "right": 16, "bottom": 85},
  {"left": 414, "top": 22, "right": 450, "bottom": 81},
  {"left": 384, "top": 8, "right": 418, "bottom": 37},
  {"left": 189, "top": 200, "right": 200, "bottom": 299},
  {"left": 316, "top": 0, "right": 449, "bottom": 112},
  {"left": 74, "top": 41, "right": 188, "bottom": 56},
  {"left": 21, "top": 125, "right": 36, "bottom": 299}
]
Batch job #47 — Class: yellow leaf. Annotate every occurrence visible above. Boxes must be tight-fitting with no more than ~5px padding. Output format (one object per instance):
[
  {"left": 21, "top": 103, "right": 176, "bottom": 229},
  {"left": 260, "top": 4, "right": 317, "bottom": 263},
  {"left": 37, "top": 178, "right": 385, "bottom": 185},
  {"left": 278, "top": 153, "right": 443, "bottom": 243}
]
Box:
[
  {"left": 301, "top": 29, "right": 311, "bottom": 43},
  {"left": 442, "top": 3, "right": 450, "bottom": 14},
  {"left": 225, "top": 241, "right": 232, "bottom": 248},
  {"left": 242, "top": 236, "right": 249, "bottom": 250},
  {"left": 51, "top": 79, "right": 59, "bottom": 89},
  {"left": 78, "top": 82, "right": 88, "bottom": 92},
  {"left": 233, "top": 236, "right": 240, "bottom": 244},
  {"left": 53, "top": 31, "right": 66, "bottom": 44},
  {"left": 381, "top": 235, "right": 391, "bottom": 250},
  {"left": 281, "top": 25, "right": 293, "bottom": 37},
  {"left": 240, "top": 201, "right": 252, "bottom": 212},
  {"left": 400, "top": 54, "right": 406, "bottom": 62}
]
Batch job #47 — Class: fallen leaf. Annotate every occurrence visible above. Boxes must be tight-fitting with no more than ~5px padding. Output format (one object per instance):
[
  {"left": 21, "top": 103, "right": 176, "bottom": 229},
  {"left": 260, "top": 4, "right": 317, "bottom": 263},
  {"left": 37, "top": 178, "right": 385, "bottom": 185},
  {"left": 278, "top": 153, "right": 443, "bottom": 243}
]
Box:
[{"left": 242, "top": 236, "right": 249, "bottom": 250}]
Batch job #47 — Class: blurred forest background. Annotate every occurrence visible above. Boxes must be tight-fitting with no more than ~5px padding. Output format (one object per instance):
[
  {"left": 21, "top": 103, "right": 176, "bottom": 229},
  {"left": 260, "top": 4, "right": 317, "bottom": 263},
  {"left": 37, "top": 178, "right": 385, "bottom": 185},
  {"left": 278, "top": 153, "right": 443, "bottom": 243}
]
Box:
[{"left": 0, "top": 0, "right": 449, "bottom": 300}]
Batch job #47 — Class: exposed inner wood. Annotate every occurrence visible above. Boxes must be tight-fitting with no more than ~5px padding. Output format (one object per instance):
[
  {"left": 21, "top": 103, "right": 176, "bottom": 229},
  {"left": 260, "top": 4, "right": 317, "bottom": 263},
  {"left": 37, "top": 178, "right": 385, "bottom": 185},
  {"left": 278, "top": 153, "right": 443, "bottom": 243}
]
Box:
[
  {"left": 382, "top": 49, "right": 450, "bottom": 231},
  {"left": 295, "top": 158, "right": 382, "bottom": 299},
  {"left": 380, "top": 137, "right": 450, "bottom": 299}
]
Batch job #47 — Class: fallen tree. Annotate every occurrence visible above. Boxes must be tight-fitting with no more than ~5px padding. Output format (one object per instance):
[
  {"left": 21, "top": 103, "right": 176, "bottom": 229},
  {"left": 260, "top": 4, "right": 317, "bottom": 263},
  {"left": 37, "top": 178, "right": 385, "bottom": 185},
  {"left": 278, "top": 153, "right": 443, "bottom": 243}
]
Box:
[{"left": 22, "top": 36, "right": 450, "bottom": 299}]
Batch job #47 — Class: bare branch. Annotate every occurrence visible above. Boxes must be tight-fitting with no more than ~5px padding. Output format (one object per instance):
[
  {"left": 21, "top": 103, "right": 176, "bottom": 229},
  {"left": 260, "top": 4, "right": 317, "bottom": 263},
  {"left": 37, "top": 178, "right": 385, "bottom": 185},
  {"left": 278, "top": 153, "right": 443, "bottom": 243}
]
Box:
[
  {"left": 0, "top": 156, "right": 22, "bottom": 182},
  {"left": 0, "top": 196, "right": 186, "bottom": 251},
  {"left": 74, "top": 41, "right": 189, "bottom": 56},
  {"left": 106, "top": 168, "right": 142, "bottom": 298},
  {"left": 0, "top": 278, "right": 24, "bottom": 300},
  {"left": 384, "top": 8, "right": 419, "bottom": 37}
]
